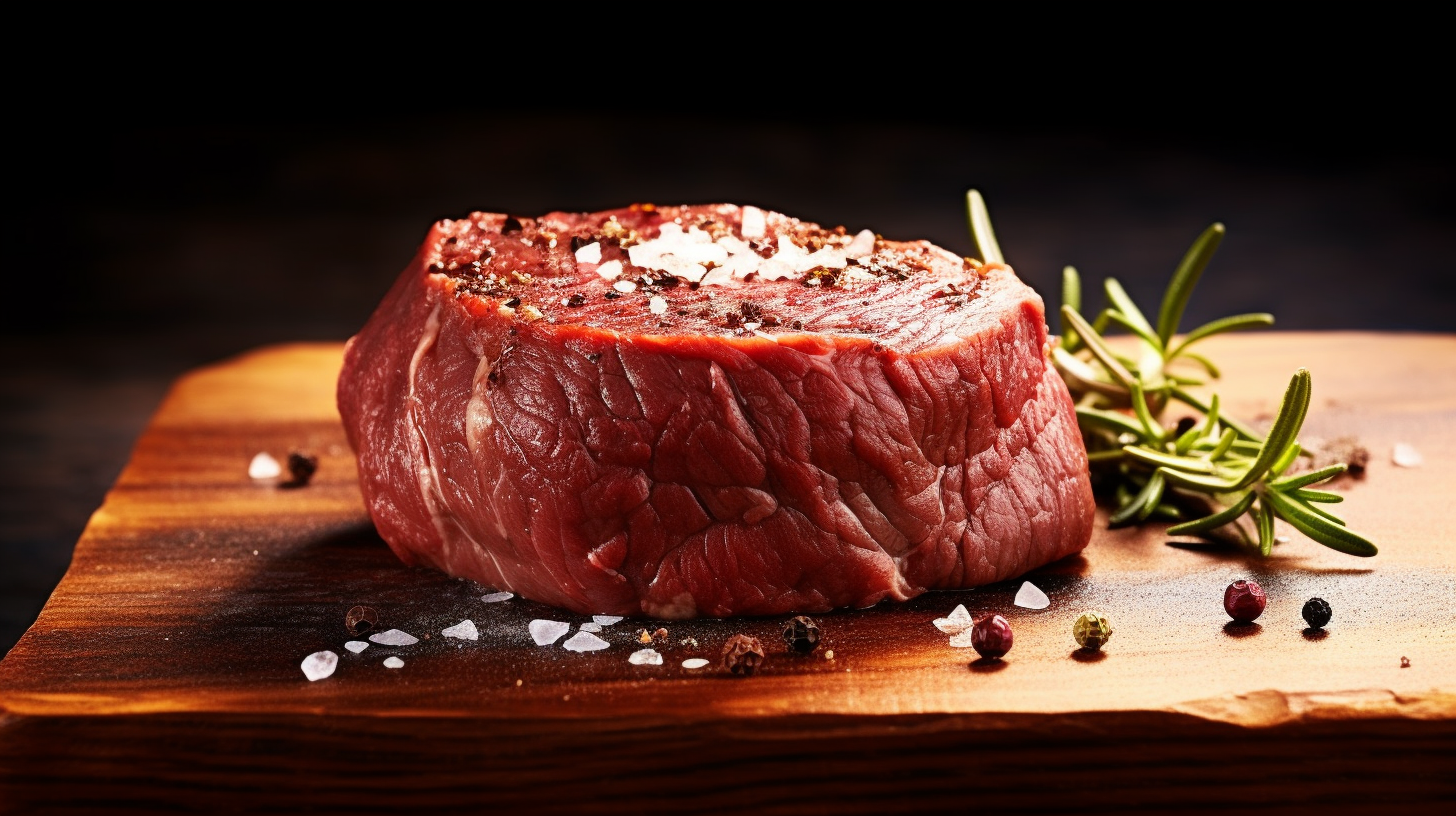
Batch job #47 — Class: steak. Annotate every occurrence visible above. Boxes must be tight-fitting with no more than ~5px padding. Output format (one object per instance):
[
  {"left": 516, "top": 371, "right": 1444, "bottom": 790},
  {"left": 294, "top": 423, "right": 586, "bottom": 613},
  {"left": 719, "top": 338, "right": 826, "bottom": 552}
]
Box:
[{"left": 337, "top": 204, "right": 1094, "bottom": 618}]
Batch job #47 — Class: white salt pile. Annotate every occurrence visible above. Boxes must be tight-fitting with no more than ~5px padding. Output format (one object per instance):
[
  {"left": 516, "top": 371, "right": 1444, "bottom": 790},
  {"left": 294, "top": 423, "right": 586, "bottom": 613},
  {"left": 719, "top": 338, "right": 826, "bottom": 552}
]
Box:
[
  {"left": 481, "top": 591, "right": 515, "bottom": 603},
  {"left": 383, "top": 657, "right": 404, "bottom": 669},
  {"left": 562, "top": 632, "right": 610, "bottom": 652},
  {"left": 628, "top": 649, "right": 663, "bottom": 666},
  {"left": 530, "top": 620, "right": 570, "bottom": 646},
  {"left": 1014, "top": 582, "right": 1050, "bottom": 610},
  {"left": 933, "top": 605, "right": 974, "bottom": 634},
  {"left": 593, "top": 615, "right": 624, "bottom": 626},
  {"left": 442, "top": 620, "right": 479, "bottom": 640},
  {"left": 301, "top": 650, "right": 338, "bottom": 681},
  {"left": 369, "top": 629, "right": 419, "bottom": 646},
  {"left": 344, "top": 641, "right": 368, "bottom": 654},
  {"left": 681, "top": 658, "right": 710, "bottom": 669}
]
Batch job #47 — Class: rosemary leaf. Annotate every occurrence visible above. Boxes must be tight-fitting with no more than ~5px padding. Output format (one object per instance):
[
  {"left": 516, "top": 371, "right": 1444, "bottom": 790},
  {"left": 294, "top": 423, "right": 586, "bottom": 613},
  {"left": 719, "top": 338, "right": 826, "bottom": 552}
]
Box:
[
  {"left": 1265, "top": 489, "right": 1377, "bottom": 556},
  {"left": 1171, "top": 387, "right": 1262, "bottom": 441},
  {"left": 1206, "top": 427, "right": 1238, "bottom": 461},
  {"left": 1167, "top": 313, "right": 1276, "bottom": 359},
  {"left": 1105, "top": 310, "right": 1166, "bottom": 353},
  {"left": 1053, "top": 348, "right": 1130, "bottom": 399},
  {"left": 1231, "top": 369, "right": 1311, "bottom": 490},
  {"left": 1271, "top": 441, "right": 1303, "bottom": 478},
  {"left": 1062, "top": 306, "right": 1136, "bottom": 388},
  {"left": 1174, "top": 424, "right": 1201, "bottom": 456},
  {"left": 1123, "top": 445, "right": 1217, "bottom": 473},
  {"left": 1269, "top": 463, "right": 1346, "bottom": 491},
  {"left": 1104, "top": 279, "right": 1159, "bottom": 347},
  {"left": 965, "top": 190, "right": 1004, "bottom": 265},
  {"left": 1255, "top": 496, "right": 1275, "bottom": 556},
  {"left": 1110, "top": 470, "right": 1165, "bottom": 527},
  {"left": 1176, "top": 351, "right": 1222, "bottom": 379},
  {"left": 1061, "top": 266, "right": 1082, "bottom": 349},
  {"left": 1076, "top": 406, "right": 1147, "bottom": 438},
  {"left": 1166, "top": 490, "right": 1257, "bottom": 535},
  {"left": 1128, "top": 380, "right": 1162, "bottom": 441},
  {"left": 1295, "top": 488, "right": 1343, "bottom": 504},
  {"left": 1156, "top": 222, "right": 1225, "bottom": 347}
]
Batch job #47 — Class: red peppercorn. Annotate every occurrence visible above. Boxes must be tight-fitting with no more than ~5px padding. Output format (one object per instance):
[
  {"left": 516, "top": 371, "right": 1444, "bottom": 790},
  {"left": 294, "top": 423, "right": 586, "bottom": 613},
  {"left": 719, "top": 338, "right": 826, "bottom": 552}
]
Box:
[
  {"left": 971, "top": 614, "right": 1013, "bottom": 659},
  {"left": 1223, "top": 579, "right": 1266, "bottom": 622}
]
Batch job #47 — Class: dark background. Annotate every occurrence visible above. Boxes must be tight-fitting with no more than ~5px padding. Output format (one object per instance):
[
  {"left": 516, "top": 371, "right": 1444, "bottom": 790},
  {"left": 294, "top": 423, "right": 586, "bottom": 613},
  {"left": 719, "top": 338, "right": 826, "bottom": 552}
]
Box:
[{"left": 3, "top": 96, "right": 1452, "bottom": 656}]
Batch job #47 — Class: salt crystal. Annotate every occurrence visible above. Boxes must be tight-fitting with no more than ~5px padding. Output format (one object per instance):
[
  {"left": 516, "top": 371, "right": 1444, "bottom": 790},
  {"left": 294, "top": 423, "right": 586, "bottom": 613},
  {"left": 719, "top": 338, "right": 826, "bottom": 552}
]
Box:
[
  {"left": 301, "top": 650, "right": 338, "bottom": 681},
  {"left": 629, "top": 648, "right": 663, "bottom": 665},
  {"left": 613, "top": 279, "right": 637, "bottom": 293},
  {"left": 345, "top": 641, "right": 368, "bottom": 654},
  {"left": 481, "top": 591, "right": 514, "bottom": 603},
  {"left": 575, "top": 241, "right": 602, "bottom": 264},
  {"left": 597, "top": 259, "right": 624, "bottom": 280},
  {"left": 593, "top": 615, "right": 624, "bottom": 625},
  {"left": 682, "top": 658, "right": 710, "bottom": 669},
  {"left": 383, "top": 656, "right": 404, "bottom": 669},
  {"left": 530, "top": 619, "right": 570, "bottom": 646},
  {"left": 249, "top": 452, "right": 281, "bottom": 480},
  {"left": 741, "top": 206, "right": 766, "bottom": 238},
  {"left": 369, "top": 629, "right": 419, "bottom": 646},
  {"left": 580, "top": 622, "right": 603, "bottom": 633},
  {"left": 742, "top": 322, "right": 762, "bottom": 331},
  {"left": 845, "top": 228, "right": 876, "bottom": 257},
  {"left": 562, "top": 631, "right": 610, "bottom": 652},
  {"left": 933, "top": 604, "right": 974, "bottom": 634},
  {"left": 442, "top": 620, "right": 479, "bottom": 640},
  {"left": 649, "top": 296, "right": 668, "bottom": 315},
  {"left": 1014, "top": 581, "right": 1050, "bottom": 610},
  {"left": 949, "top": 628, "right": 979, "bottom": 648},
  {"left": 1393, "top": 443, "right": 1424, "bottom": 468}
]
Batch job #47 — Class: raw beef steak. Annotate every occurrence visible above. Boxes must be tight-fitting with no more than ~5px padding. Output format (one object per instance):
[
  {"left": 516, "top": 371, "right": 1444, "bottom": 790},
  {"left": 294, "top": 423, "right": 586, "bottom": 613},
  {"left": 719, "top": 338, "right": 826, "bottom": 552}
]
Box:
[{"left": 337, "top": 204, "right": 1093, "bottom": 618}]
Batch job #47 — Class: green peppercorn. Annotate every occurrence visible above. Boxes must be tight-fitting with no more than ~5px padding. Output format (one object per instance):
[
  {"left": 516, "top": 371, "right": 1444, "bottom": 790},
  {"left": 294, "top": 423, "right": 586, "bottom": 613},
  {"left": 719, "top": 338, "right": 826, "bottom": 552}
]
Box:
[{"left": 1073, "top": 611, "right": 1113, "bottom": 650}]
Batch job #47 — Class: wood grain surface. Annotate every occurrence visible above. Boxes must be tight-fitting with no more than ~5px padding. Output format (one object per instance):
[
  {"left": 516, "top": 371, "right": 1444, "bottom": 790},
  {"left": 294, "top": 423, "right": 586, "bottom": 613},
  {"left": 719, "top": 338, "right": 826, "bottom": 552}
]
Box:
[{"left": 2, "top": 332, "right": 1453, "bottom": 813}]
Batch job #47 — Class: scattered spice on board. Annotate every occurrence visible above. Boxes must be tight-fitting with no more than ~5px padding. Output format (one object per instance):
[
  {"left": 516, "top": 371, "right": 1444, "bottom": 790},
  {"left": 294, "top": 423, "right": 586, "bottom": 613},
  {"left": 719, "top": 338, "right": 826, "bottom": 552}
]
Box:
[
  {"left": 971, "top": 615, "right": 1014, "bottom": 659},
  {"left": 782, "top": 615, "right": 821, "bottom": 653},
  {"left": 1302, "top": 598, "right": 1332, "bottom": 629},
  {"left": 722, "top": 634, "right": 766, "bottom": 676},
  {"left": 637, "top": 629, "right": 654, "bottom": 644},
  {"left": 345, "top": 605, "right": 379, "bottom": 637},
  {"left": 824, "top": 650, "right": 835, "bottom": 660},
  {"left": 1401, "top": 657, "right": 1410, "bottom": 668},
  {"left": 1223, "top": 580, "right": 1266, "bottom": 623},
  {"left": 284, "top": 451, "right": 319, "bottom": 486},
  {"left": 1072, "top": 611, "right": 1113, "bottom": 650},
  {"left": 679, "top": 637, "right": 699, "bottom": 649}
]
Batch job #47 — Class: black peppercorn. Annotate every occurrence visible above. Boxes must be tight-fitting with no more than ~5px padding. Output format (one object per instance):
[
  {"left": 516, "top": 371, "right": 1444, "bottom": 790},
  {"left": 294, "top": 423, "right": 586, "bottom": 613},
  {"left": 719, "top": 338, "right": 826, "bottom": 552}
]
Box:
[
  {"left": 285, "top": 451, "right": 318, "bottom": 487},
  {"left": 722, "top": 634, "right": 765, "bottom": 676},
  {"left": 1302, "top": 597, "right": 1332, "bottom": 629},
  {"left": 782, "top": 615, "right": 821, "bottom": 653},
  {"left": 345, "top": 605, "right": 378, "bottom": 637}
]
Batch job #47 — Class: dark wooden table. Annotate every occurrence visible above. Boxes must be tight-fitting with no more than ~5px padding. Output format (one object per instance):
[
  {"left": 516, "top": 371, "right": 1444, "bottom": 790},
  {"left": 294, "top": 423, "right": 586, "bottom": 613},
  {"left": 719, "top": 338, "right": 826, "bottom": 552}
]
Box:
[{"left": 2, "top": 333, "right": 1453, "bottom": 813}]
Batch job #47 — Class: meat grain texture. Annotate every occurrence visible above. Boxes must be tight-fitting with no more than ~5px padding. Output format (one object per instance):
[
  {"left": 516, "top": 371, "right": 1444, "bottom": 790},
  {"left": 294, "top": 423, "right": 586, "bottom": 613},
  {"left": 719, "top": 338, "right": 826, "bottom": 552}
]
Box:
[{"left": 338, "top": 204, "right": 1093, "bottom": 618}]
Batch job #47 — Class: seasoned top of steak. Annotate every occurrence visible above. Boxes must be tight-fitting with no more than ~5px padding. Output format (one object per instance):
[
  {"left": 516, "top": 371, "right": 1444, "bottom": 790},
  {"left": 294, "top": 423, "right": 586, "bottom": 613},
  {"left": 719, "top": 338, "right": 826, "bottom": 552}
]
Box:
[{"left": 427, "top": 203, "right": 989, "bottom": 353}]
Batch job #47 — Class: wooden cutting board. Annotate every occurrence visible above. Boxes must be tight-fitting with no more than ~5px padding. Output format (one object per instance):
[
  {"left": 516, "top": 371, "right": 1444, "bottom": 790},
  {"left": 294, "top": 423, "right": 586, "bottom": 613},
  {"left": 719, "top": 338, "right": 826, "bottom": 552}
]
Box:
[{"left": 2, "top": 332, "right": 1453, "bottom": 813}]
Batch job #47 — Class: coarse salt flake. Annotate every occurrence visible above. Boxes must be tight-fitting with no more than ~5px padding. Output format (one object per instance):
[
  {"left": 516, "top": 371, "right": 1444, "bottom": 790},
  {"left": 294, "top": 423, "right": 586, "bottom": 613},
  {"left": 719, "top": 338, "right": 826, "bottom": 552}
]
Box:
[
  {"left": 369, "top": 629, "right": 419, "bottom": 646},
  {"left": 301, "top": 650, "right": 338, "bottom": 681},
  {"left": 933, "top": 604, "right": 974, "bottom": 634},
  {"left": 345, "top": 641, "right": 369, "bottom": 654},
  {"left": 613, "top": 279, "right": 637, "bottom": 293},
  {"left": 383, "top": 656, "right": 404, "bottom": 669},
  {"left": 629, "top": 648, "right": 663, "bottom": 665},
  {"left": 596, "top": 259, "right": 624, "bottom": 280},
  {"left": 481, "top": 591, "right": 514, "bottom": 603},
  {"left": 562, "top": 631, "right": 610, "bottom": 652},
  {"left": 593, "top": 615, "right": 624, "bottom": 625},
  {"left": 845, "top": 229, "right": 876, "bottom": 257},
  {"left": 249, "top": 452, "right": 281, "bottom": 480},
  {"left": 580, "top": 622, "right": 603, "bottom": 633},
  {"left": 649, "top": 296, "right": 668, "bottom": 315},
  {"left": 1393, "top": 442, "right": 1423, "bottom": 468},
  {"left": 575, "top": 241, "right": 602, "bottom": 264},
  {"left": 1014, "top": 581, "right": 1050, "bottom": 610},
  {"left": 741, "top": 206, "right": 766, "bottom": 238},
  {"left": 529, "top": 619, "right": 570, "bottom": 646},
  {"left": 948, "top": 628, "right": 979, "bottom": 648},
  {"left": 681, "top": 658, "right": 710, "bottom": 669},
  {"left": 442, "top": 619, "right": 479, "bottom": 640}
]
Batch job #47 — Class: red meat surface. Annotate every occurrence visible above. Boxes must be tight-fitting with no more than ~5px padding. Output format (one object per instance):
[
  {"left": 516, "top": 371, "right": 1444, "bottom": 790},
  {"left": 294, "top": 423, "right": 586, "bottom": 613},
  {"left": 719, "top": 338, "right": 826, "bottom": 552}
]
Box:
[{"left": 338, "top": 204, "right": 1094, "bottom": 618}]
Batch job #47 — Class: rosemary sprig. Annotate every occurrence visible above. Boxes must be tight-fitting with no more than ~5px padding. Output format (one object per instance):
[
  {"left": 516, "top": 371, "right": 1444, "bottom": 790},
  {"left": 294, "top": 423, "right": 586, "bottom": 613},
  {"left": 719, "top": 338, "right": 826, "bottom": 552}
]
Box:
[{"left": 965, "top": 190, "right": 1376, "bottom": 558}]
